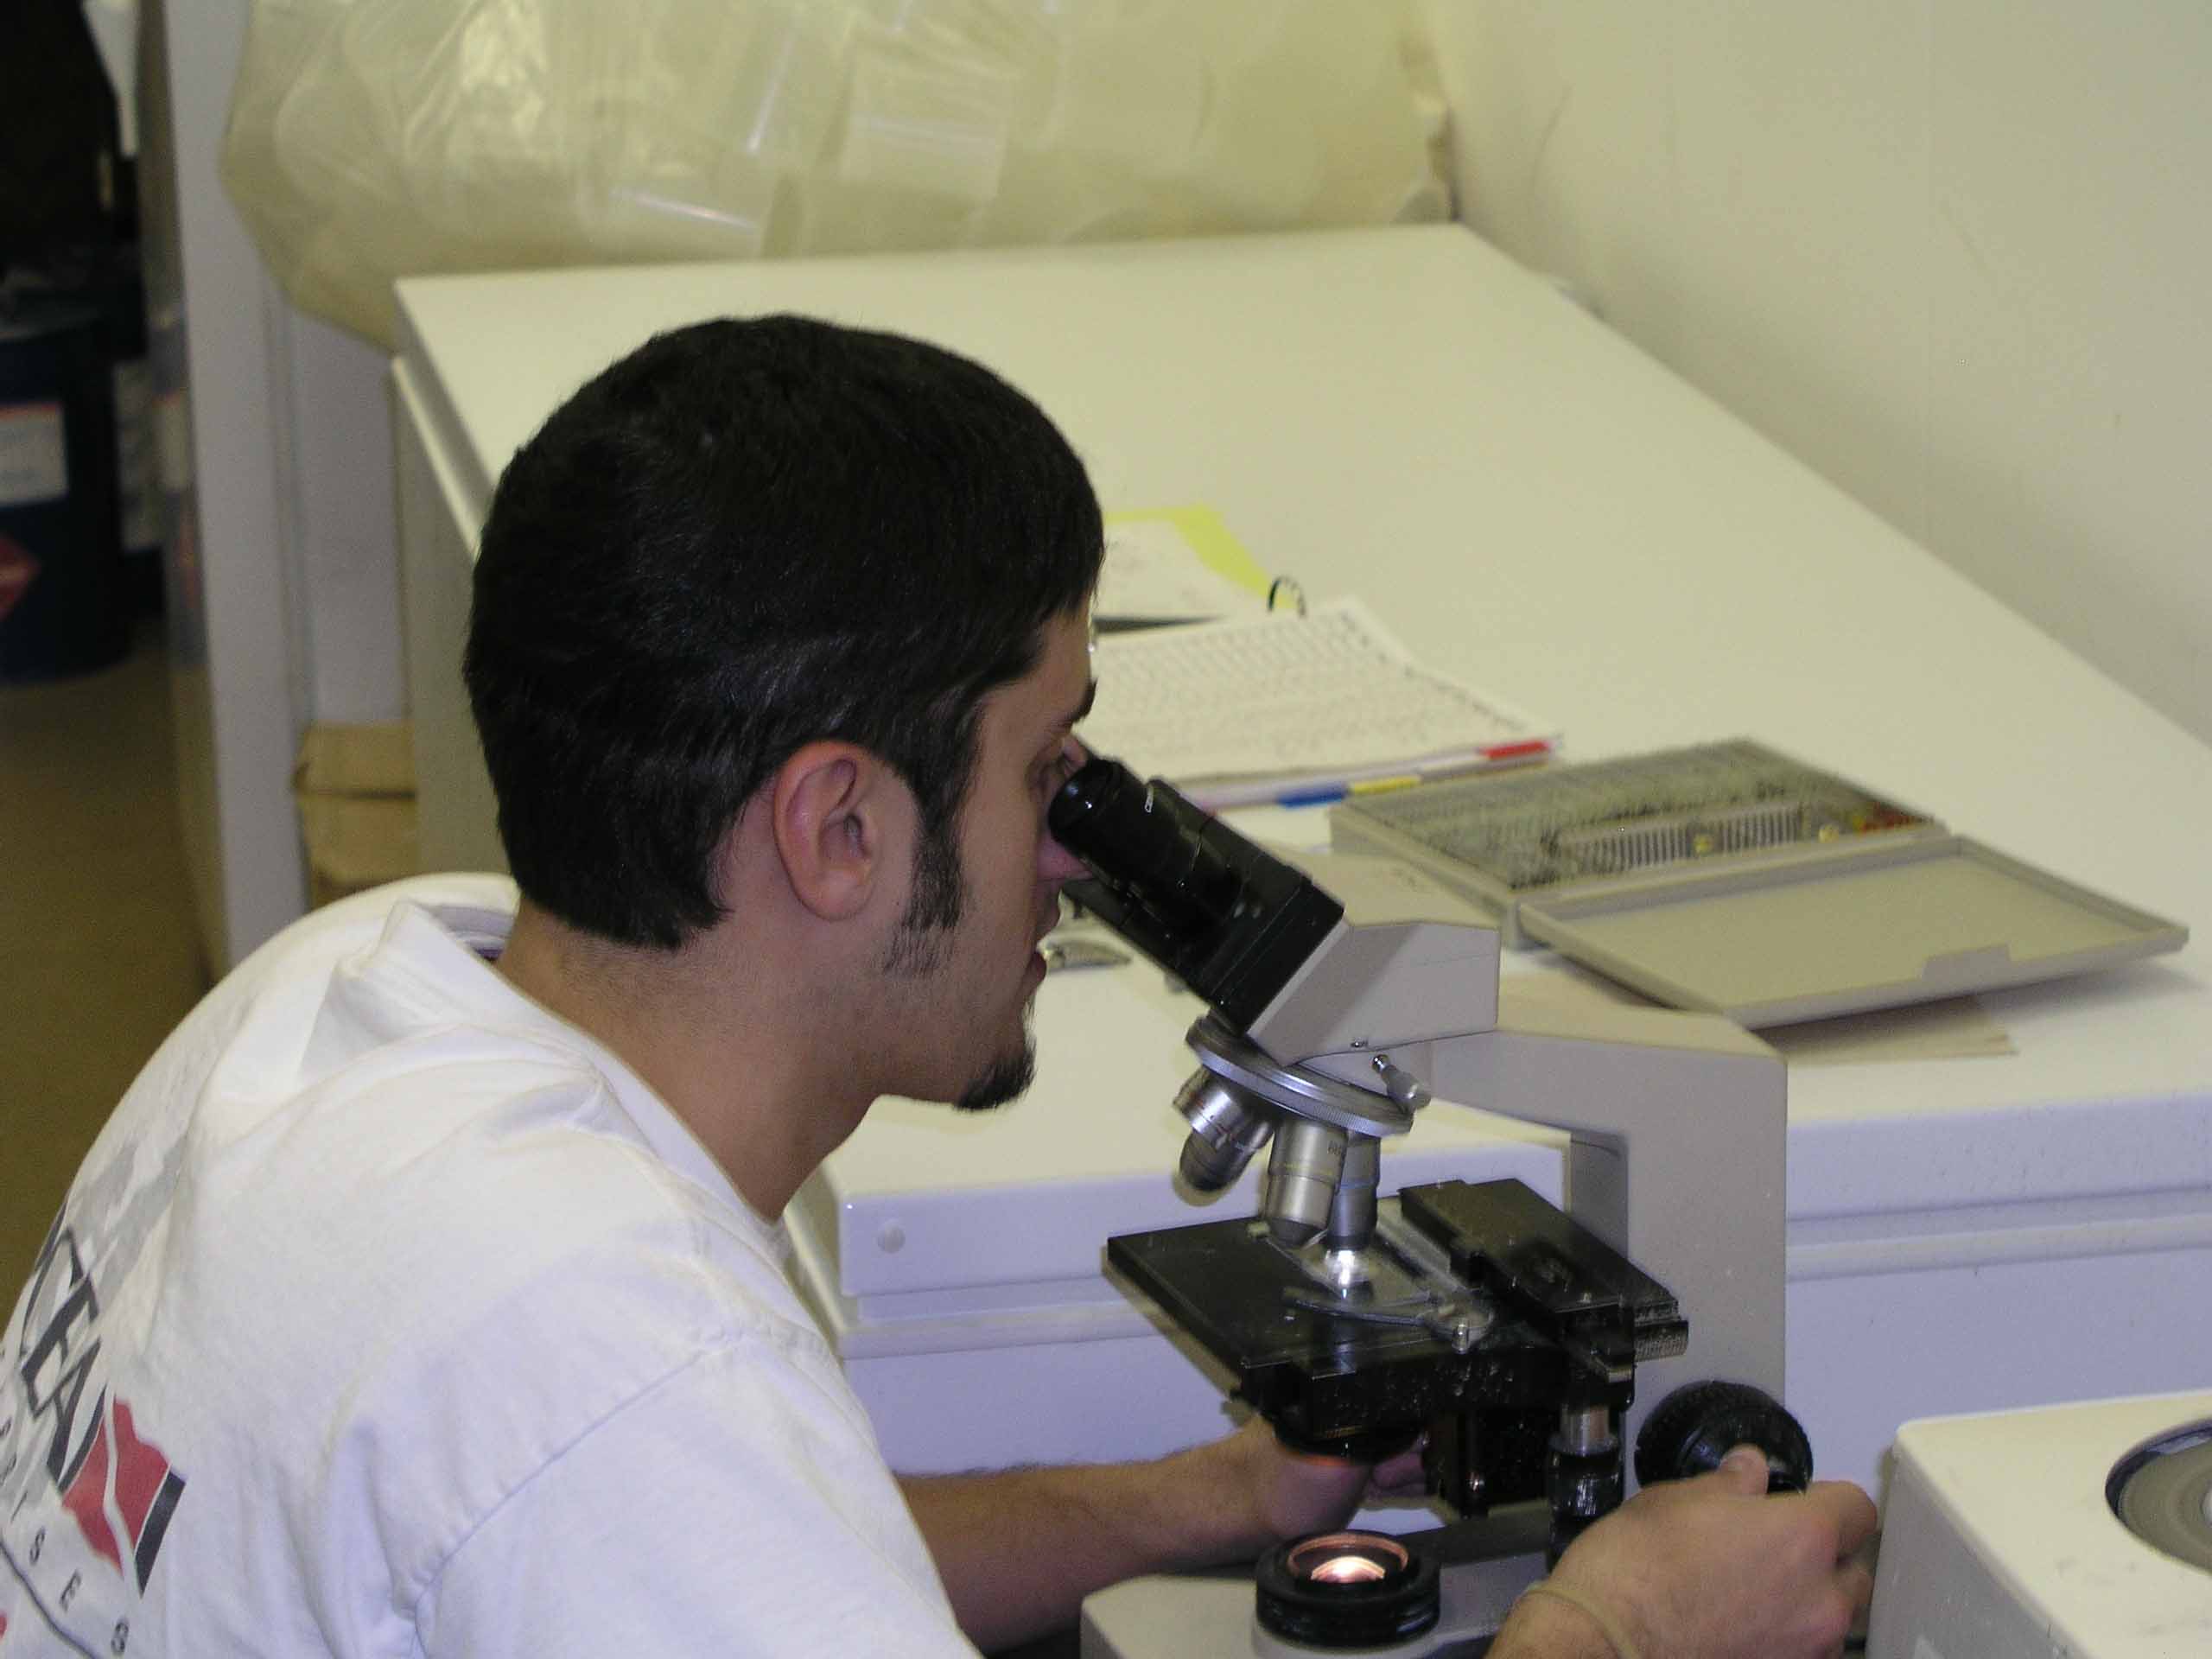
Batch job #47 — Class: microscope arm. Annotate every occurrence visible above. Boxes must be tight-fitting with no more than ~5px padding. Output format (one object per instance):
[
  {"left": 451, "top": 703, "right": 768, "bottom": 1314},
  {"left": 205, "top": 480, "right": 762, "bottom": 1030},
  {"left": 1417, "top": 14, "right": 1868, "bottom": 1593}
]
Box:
[
  {"left": 1043, "top": 762, "right": 1787, "bottom": 1474},
  {"left": 1305, "top": 976, "right": 1788, "bottom": 1460}
]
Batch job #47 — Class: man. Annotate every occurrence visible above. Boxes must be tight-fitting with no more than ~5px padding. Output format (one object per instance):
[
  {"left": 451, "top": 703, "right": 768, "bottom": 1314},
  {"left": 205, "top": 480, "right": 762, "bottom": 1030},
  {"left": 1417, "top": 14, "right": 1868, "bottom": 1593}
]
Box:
[{"left": 3, "top": 317, "right": 1872, "bottom": 1656}]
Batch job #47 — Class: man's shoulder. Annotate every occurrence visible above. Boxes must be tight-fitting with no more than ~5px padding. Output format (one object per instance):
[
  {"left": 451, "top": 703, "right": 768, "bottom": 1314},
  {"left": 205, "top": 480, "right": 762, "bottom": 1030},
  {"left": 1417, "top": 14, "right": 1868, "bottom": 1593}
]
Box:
[
  {"left": 93, "top": 867, "right": 810, "bottom": 1413},
  {"left": 241, "top": 874, "right": 521, "bottom": 981},
  {"left": 135, "top": 874, "right": 523, "bottom": 1109},
  {"left": 203, "top": 874, "right": 648, "bottom": 1181},
  {"left": 214, "top": 1007, "right": 791, "bottom": 1327}
]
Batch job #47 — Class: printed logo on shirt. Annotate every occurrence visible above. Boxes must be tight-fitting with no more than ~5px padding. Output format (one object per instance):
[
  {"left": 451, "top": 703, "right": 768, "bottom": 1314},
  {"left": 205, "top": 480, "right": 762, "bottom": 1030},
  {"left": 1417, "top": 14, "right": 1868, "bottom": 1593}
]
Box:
[
  {"left": 55, "top": 1399, "right": 184, "bottom": 1593},
  {"left": 18, "top": 1217, "right": 104, "bottom": 1497},
  {"left": 4, "top": 1205, "right": 187, "bottom": 1652}
]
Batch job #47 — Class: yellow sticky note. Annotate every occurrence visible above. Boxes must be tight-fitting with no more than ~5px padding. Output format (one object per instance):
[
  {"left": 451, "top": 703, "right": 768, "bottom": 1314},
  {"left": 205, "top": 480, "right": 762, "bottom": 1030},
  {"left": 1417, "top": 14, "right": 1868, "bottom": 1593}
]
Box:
[{"left": 1104, "top": 505, "right": 1271, "bottom": 601}]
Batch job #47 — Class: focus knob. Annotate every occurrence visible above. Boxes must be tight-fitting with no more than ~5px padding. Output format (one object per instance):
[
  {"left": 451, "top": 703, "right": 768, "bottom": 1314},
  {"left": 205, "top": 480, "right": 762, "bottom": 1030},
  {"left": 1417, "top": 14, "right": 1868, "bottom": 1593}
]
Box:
[{"left": 1634, "top": 1380, "right": 1814, "bottom": 1494}]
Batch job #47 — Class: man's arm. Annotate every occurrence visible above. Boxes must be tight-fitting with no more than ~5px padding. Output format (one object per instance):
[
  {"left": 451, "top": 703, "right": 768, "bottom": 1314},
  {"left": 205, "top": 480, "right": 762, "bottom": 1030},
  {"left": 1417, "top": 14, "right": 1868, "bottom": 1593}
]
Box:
[
  {"left": 906, "top": 1434, "right": 1875, "bottom": 1658},
  {"left": 899, "top": 1419, "right": 1418, "bottom": 1653}
]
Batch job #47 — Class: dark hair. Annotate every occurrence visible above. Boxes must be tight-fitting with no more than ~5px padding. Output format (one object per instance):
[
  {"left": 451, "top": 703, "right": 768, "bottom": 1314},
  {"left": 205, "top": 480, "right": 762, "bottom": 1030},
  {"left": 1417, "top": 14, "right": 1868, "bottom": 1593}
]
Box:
[{"left": 464, "top": 315, "right": 1103, "bottom": 949}]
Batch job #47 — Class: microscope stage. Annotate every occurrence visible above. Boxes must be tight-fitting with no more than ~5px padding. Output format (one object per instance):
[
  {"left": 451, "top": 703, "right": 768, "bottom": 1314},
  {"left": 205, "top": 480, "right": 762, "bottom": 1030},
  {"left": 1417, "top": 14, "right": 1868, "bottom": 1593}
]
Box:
[{"left": 1106, "top": 1179, "right": 1684, "bottom": 1459}]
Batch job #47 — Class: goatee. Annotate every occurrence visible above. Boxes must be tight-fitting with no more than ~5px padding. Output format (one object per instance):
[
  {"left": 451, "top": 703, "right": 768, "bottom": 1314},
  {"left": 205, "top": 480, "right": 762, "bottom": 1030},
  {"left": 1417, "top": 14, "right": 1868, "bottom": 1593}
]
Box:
[{"left": 955, "top": 1028, "right": 1037, "bottom": 1113}]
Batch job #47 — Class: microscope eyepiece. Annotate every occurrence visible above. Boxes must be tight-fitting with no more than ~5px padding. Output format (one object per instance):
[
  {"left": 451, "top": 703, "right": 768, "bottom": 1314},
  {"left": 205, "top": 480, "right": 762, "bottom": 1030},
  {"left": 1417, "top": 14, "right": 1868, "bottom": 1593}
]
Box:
[
  {"left": 1049, "top": 757, "right": 1244, "bottom": 936},
  {"left": 1046, "top": 755, "right": 1344, "bottom": 1031}
]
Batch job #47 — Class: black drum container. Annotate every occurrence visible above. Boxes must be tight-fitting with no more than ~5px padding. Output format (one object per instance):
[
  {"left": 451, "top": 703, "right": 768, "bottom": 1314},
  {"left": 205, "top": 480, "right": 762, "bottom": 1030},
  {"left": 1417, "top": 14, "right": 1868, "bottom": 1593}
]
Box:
[{"left": 0, "top": 288, "right": 126, "bottom": 682}]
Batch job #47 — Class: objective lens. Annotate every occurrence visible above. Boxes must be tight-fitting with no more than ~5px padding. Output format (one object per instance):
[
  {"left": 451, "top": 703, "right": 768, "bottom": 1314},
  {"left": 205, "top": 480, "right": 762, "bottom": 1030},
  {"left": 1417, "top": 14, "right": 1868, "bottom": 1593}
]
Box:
[
  {"left": 1173, "top": 1070, "right": 1277, "bottom": 1192},
  {"left": 1255, "top": 1529, "right": 1440, "bottom": 1649},
  {"left": 1262, "top": 1116, "right": 1347, "bottom": 1249}
]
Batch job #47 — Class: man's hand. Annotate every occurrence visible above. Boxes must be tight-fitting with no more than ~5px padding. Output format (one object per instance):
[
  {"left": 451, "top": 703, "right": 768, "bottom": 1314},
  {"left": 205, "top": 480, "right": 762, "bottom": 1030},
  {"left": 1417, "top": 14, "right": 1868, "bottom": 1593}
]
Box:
[
  {"left": 1202, "top": 1417, "right": 1429, "bottom": 1548},
  {"left": 1494, "top": 1446, "right": 1878, "bottom": 1659},
  {"left": 899, "top": 1419, "right": 1421, "bottom": 1653}
]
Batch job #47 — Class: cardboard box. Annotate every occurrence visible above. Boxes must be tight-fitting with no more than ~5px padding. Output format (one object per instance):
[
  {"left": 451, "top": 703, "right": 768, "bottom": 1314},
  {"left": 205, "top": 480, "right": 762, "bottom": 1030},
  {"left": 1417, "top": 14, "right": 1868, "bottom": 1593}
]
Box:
[{"left": 294, "top": 721, "right": 419, "bottom": 907}]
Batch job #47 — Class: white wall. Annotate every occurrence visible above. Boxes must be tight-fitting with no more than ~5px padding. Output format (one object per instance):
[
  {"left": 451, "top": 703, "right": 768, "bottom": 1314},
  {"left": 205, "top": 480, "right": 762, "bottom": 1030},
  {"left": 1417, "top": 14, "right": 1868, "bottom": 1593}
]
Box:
[
  {"left": 143, "top": 0, "right": 406, "bottom": 968},
  {"left": 1427, "top": 0, "right": 2212, "bottom": 746},
  {"left": 159, "top": 0, "right": 2212, "bottom": 969},
  {"left": 145, "top": 0, "right": 308, "bottom": 969},
  {"left": 272, "top": 311, "right": 404, "bottom": 724}
]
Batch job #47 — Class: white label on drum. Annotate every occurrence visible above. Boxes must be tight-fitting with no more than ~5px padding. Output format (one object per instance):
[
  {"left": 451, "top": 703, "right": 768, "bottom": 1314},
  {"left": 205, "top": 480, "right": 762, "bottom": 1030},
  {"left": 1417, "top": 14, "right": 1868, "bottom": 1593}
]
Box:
[{"left": 0, "top": 402, "right": 69, "bottom": 507}]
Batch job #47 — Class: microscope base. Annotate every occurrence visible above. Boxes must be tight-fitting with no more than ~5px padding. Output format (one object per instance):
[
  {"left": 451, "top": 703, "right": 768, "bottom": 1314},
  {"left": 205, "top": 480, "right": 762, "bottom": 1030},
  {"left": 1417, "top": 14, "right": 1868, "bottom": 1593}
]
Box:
[
  {"left": 1082, "top": 1552, "right": 1543, "bottom": 1658},
  {"left": 1081, "top": 1511, "right": 1550, "bottom": 1659}
]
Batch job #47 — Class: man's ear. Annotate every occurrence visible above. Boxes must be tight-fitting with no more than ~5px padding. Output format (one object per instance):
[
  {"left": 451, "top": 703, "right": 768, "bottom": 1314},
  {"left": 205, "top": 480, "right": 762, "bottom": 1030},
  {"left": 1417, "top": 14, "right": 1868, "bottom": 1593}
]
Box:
[{"left": 767, "top": 741, "right": 905, "bottom": 922}]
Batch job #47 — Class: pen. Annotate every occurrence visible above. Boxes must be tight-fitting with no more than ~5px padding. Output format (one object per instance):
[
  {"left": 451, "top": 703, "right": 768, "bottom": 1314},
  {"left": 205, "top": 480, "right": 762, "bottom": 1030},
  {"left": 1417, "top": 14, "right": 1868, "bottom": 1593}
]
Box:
[
  {"left": 1272, "top": 785, "right": 1351, "bottom": 809},
  {"left": 1481, "top": 740, "right": 1554, "bottom": 763},
  {"left": 1271, "top": 774, "right": 1424, "bottom": 810}
]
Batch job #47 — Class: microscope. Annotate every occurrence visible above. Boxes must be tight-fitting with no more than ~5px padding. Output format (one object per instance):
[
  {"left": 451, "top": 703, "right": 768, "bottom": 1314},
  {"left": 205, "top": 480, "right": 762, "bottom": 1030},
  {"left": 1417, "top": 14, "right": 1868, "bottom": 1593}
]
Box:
[{"left": 1049, "top": 759, "right": 1803, "bottom": 1656}]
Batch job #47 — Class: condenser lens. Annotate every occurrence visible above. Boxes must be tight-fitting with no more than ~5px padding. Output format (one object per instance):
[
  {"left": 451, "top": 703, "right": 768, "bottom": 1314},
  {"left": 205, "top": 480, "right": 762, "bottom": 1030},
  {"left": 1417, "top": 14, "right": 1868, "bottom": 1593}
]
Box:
[
  {"left": 1288, "top": 1535, "right": 1407, "bottom": 1586},
  {"left": 1310, "top": 1557, "right": 1387, "bottom": 1586},
  {"left": 1257, "top": 1529, "right": 1440, "bottom": 1649}
]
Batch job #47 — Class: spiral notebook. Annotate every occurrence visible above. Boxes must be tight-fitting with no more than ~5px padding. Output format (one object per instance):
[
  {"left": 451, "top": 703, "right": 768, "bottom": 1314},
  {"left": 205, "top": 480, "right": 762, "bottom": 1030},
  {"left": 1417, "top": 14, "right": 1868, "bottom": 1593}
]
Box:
[{"left": 1077, "top": 595, "right": 1560, "bottom": 810}]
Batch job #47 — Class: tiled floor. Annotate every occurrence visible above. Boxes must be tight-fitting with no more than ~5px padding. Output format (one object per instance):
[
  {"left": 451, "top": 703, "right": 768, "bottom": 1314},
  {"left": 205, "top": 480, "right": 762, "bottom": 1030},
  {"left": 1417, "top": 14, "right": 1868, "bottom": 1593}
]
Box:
[{"left": 2, "top": 620, "right": 211, "bottom": 1285}]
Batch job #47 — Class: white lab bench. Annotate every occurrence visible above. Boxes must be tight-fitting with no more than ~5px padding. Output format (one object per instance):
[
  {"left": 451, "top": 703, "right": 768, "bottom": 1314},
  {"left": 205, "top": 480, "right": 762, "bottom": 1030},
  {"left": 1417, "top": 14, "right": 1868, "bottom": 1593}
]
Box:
[{"left": 392, "top": 225, "right": 2212, "bottom": 1500}]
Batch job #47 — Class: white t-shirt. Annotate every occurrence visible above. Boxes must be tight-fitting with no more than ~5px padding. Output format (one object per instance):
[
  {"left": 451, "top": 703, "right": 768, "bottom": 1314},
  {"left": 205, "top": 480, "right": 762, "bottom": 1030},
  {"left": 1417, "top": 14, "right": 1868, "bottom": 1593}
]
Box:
[{"left": 1, "top": 876, "right": 977, "bottom": 1658}]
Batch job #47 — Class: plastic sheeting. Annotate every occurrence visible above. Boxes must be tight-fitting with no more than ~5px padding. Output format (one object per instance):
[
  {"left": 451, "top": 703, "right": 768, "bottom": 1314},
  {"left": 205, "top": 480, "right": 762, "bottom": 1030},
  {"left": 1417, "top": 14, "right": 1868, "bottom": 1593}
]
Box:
[{"left": 222, "top": 0, "right": 1451, "bottom": 350}]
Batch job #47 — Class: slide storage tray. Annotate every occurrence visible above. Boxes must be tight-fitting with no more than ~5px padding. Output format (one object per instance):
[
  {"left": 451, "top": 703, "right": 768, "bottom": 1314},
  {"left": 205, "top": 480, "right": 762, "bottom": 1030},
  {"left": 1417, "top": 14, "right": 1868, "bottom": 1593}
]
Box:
[{"left": 1516, "top": 833, "right": 2187, "bottom": 1028}]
